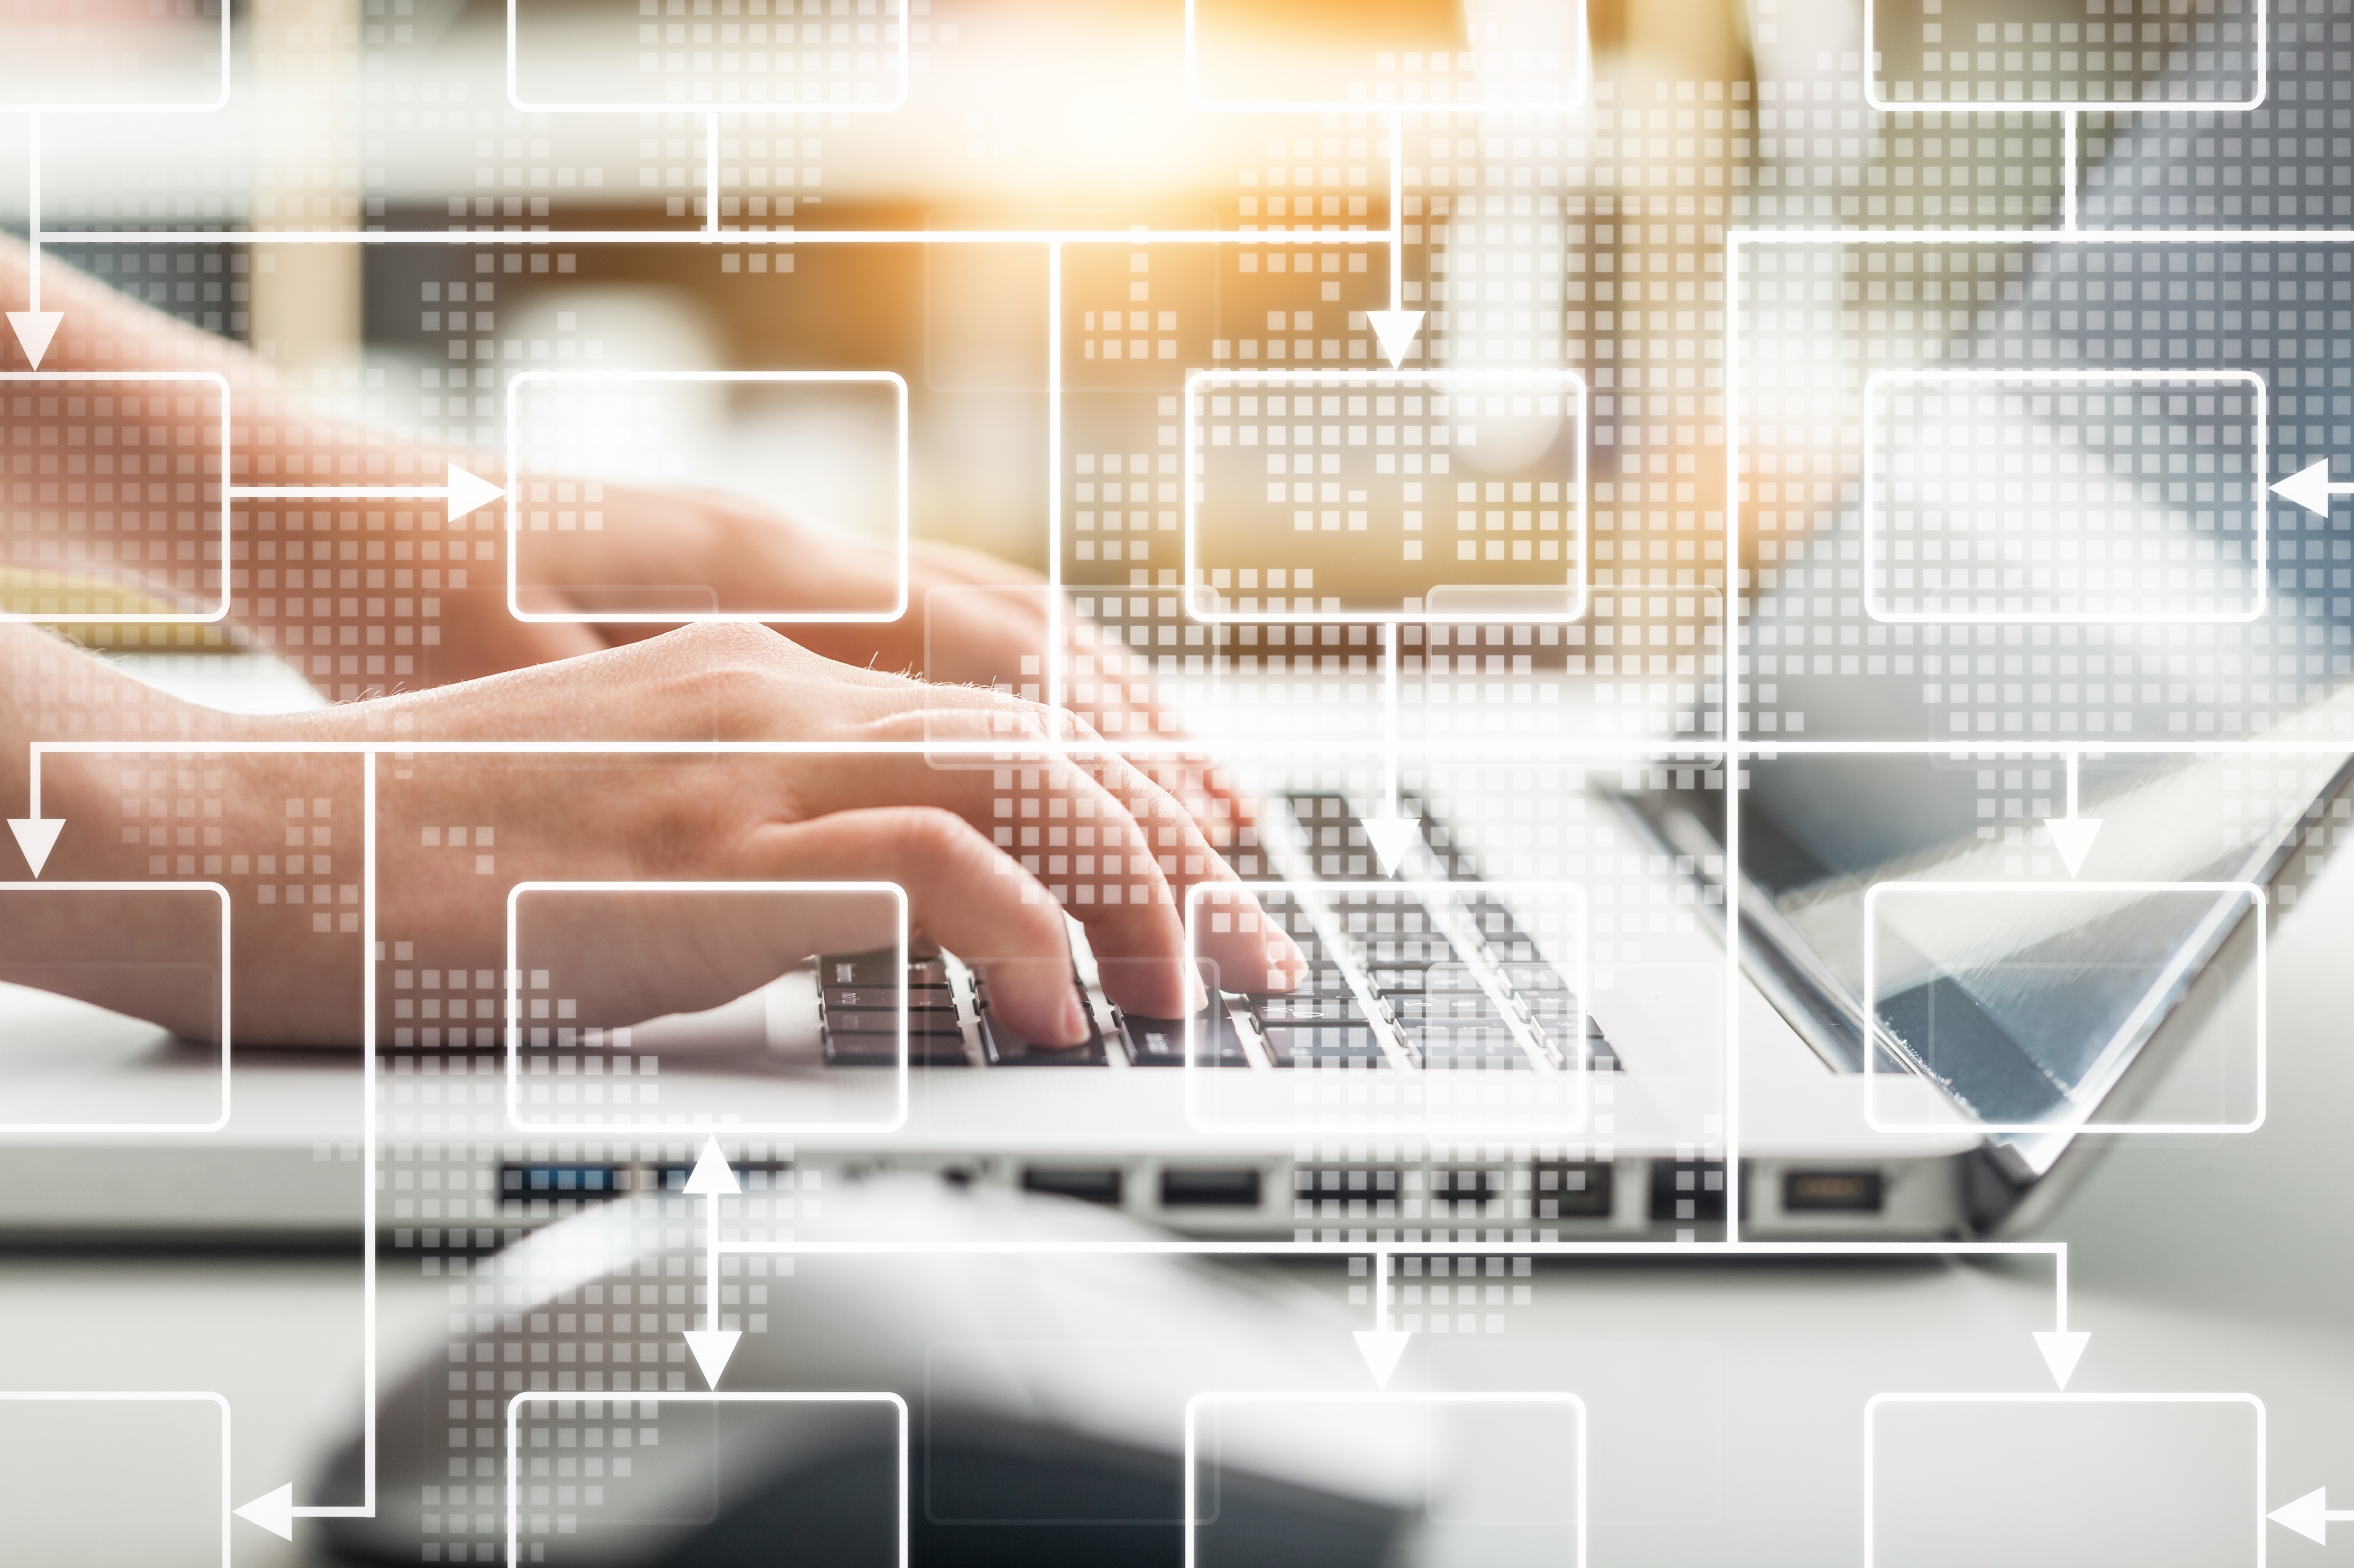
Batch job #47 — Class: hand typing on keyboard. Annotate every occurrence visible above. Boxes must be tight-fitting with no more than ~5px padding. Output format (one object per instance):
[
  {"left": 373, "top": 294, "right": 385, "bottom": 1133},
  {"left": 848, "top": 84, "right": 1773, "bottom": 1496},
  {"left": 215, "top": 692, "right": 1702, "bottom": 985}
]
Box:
[
  {"left": 2, "top": 620, "right": 1304, "bottom": 1051},
  {"left": 0, "top": 241, "right": 1300, "bottom": 1053}
]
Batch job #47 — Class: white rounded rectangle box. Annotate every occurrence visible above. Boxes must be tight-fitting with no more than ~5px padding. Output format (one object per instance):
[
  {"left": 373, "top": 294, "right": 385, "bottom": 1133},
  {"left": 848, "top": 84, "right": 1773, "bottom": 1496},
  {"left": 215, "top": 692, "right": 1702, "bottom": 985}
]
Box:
[
  {"left": 0, "top": 881, "right": 231, "bottom": 1134},
  {"left": 1184, "top": 0, "right": 1589, "bottom": 114},
  {"left": 503, "top": 370, "right": 909, "bottom": 624},
  {"left": 1862, "top": 879, "right": 2264, "bottom": 1136},
  {"left": 1863, "top": 0, "right": 2266, "bottom": 112},
  {"left": 1862, "top": 370, "right": 2268, "bottom": 626},
  {"left": 503, "top": 0, "right": 910, "bottom": 115},
  {"left": 504, "top": 881, "right": 909, "bottom": 1136},
  {"left": 0, "top": 373, "right": 232, "bottom": 624},
  {"left": 0, "top": 4, "right": 231, "bottom": 112},
  {"left": 503, "top": 1392, "right": 907, "bottom": 1567},
  {"left": 1185, "top": 1392, "right": 1587, "bottom": 1568},
  {"left": 0, "top": 1392, "right": 231, "bottom": 1568},
  {"left": 1183, "top": 370, "right": 1588, "bottom": 626},
  {"left": 1865, "top": 1393, "right": 2265, "bottom": 1568}
]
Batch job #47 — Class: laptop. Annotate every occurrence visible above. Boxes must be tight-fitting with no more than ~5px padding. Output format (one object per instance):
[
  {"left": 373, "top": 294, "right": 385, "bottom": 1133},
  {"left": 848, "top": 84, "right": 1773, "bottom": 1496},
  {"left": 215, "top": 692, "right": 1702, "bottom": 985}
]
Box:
[{"left": 0, "top": 643, "right": 2332, "bottom": 1245}]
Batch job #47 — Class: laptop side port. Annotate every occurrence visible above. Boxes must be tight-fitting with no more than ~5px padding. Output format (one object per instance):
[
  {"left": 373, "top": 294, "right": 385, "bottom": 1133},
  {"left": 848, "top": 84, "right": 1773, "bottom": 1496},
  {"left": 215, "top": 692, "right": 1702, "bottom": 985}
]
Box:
[
  {"left": 1159, "top": 1167, "right": 1264, "bottom": 1209},
  {"left": 1648, "top": 1160, "right": 1727, "bottom": 1224},
  {"left": 500, "top": 1163, "right": 625, "bottom": 1200},
  {"left": 1782, "top": 1169, "right": 1885, "bottom": 1214},
  {"left": 1022, "top": 1167, "right": 1125, "bottom": 1206},
  {"left": 1531, "top": 1159, "right": 1614, "bottom": 1220}
]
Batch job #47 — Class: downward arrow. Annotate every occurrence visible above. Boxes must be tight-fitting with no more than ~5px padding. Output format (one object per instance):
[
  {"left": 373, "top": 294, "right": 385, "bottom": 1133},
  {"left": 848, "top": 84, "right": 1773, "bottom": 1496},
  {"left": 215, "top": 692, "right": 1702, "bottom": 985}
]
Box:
[
  {"left": 1353, "top": 1329, "right": 1413, "bottom": 1389},
  {"left": 233, "top": 1482, "right": 295, "bottom": 1541},
  {"left": 2031, "top": 1329, "right": 2090, "bottom": 1389},
  {"left": 7, "top": 310, "right": 62, "bottom": 370},
  {"left": 2269, "top": 1485, "right": 2354, "bottom": 1545},
  {"left": 1365, "top": 310, "right": 1423, "bottom": 370},
  {"left": 1360, "top": 817, "right": 1420, "bottom": 876},
  {"left": 684, "top": 1329, "right": 742, "bottom": 1387},
  {"left": 7, "top": 817, "right": 62, "bottom": 876},
  {"left": 2042, "top": 816, "right": 2102, "bottom": 877}
]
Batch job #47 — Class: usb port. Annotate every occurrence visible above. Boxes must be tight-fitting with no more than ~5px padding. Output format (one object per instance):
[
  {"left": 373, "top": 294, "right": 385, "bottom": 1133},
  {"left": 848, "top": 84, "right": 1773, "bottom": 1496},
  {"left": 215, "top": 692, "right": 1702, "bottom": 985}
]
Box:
[
  {"left": 1022, "top": 1167, "right": 1124, "bottom": 1206},
  {"left": 1159, "top": 1167, "right": 1263, "bottom": 1209},
  {"left": 1532, "top": 1160, "right": 1614, "bottom": 1219},
  {"left": 1782, "top": 1170, "right": 1884, "bottom": 1214}
]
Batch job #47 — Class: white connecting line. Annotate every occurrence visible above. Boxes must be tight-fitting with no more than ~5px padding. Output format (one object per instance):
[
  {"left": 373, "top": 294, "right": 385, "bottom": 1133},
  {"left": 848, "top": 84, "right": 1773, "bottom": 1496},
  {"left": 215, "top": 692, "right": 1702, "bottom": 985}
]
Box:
[{"left": 671, "top": 1139, "right": 2090, "bottom": 1391}]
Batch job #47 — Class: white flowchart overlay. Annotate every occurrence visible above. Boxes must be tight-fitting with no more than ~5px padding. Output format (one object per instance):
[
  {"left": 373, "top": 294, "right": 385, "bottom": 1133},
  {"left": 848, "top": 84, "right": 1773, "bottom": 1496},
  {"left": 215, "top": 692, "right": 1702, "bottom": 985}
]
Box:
[{"left": 5, "top": 0, "right": 2354, "bottom": 1557}]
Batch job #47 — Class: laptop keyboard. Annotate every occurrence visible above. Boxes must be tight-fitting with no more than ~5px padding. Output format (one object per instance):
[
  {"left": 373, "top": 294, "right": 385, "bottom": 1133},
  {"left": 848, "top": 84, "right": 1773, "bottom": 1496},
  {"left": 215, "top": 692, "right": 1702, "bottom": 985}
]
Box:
[{"left": 814, "top": 793, "right": 1618, "bottom": 1074}]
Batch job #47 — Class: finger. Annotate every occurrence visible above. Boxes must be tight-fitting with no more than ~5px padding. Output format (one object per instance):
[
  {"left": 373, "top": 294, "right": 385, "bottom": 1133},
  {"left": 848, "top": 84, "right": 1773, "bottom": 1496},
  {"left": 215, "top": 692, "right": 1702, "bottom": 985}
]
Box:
[
  {"left": 742, "top": 807, "right": 1088, "bottom": 1047},
  {"left": 1080, "top": 743, "right": 1305, "bottom": 1000},
  {"left": 833, "top": 688, "right": 1298, "bottom": 1011}
]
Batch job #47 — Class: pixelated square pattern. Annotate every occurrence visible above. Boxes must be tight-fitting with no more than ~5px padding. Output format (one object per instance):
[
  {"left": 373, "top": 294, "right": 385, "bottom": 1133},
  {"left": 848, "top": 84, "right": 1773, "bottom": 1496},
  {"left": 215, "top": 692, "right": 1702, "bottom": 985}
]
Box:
[
  {"left": 509, "top": 0, "right": 906, "bottom": 112},
  {"left": 1867, "top": 0, "right": 2262, "bottom": 110}
]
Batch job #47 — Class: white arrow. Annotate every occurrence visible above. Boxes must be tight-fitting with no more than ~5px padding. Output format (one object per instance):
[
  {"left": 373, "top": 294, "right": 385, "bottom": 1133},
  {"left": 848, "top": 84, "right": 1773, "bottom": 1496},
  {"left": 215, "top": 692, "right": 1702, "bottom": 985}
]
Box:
[
  {"left": 1361, "top": 624, "right": 1422, "bottom": 876},
  {"left": 233, "top": 1482, "right": 296, "bottom": 1541},
  {"left": 2030, "top": 1329, "right": 2090, "bottom": 1389},
  {"left": 679, "top": 1137, "right": 743, "bottom": 1384},
  {"left": 1364, "top": 111, "right": 1423, "bottom": 370},
  {"left": 1366, "top": 311, "right": 1424, "bottom": 371},
  {"left": 2270, "top": 459, "right": 2354, "bottom": 519},
  {"left": 1362, "top": 817, "right": 1420, "bottom": 876},
  {"left": 1354, "top": 1251, "right": 1414, "bottom": 1387},
  {"left": 684, "top": 1328, "right": 743, "bottom": 1387},
  {"left": 2042, "top": 753, "right": 2102, "bottom": 878},
  {"left": 228, "top": 461, "right": 505, "bottom": 522},
  {"left": 7, "top": 311, "right": 61, "bottom": 370},
  {"left": 2270, "top": 1486, "right": 2354, "bottom": 1545},
  {"left": 682, "top": 1135, "right": 740, "bottom": 1196},
  {"left": 7, "top": 816, "right": 61, "bottom": 877},
  {"left": 1353, "top": 1329, "right": 1413, "bottom": 1388},
  {"left": 10, "top": 116, "right": 61, "bottom": 371}
]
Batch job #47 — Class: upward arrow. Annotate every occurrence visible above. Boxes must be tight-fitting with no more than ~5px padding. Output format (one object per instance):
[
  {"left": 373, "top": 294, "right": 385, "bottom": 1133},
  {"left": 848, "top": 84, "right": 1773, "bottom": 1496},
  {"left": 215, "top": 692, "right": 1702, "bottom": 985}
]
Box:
[{"left": 682, "top": 1136, "right": 739, "bottom": 1195}]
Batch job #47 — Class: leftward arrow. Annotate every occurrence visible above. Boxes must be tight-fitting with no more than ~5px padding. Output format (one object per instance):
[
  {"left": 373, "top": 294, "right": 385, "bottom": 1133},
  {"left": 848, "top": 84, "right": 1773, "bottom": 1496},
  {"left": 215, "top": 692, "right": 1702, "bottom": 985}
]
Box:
[
  {"left": 2269, "top": 1484, "right": 2354, "bottom": 1545},
  {"left": 233, "top": 1482, "right": 295, "bottom": 1540}
]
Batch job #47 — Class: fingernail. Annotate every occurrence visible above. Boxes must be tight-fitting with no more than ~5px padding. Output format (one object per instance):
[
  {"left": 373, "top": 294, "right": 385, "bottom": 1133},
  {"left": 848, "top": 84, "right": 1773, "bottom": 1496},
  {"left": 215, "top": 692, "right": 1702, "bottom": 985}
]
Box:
[
  {"left": 1060, "top": 991, "right": 1091, "bottom": 1046},
  {"left": 1263, "top": 928, "right": 1305, "bottom": 990}
]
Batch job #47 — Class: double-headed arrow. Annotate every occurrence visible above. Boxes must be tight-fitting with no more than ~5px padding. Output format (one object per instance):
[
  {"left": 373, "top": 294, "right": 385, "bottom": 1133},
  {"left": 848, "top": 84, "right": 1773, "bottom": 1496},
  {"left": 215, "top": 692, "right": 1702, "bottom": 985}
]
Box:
[{"left": 681, "top": 1137, "right": 744, "bottom": 1387}]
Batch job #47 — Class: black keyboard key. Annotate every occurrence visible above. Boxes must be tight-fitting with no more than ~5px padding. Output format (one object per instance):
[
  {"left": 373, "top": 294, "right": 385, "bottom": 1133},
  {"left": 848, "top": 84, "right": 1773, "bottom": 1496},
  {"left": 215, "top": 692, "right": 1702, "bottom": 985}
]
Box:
[
  {"left": 1116, "top": 1007, "right": 1248, "bottom": 1067},
  {"left": 823, "top": 1024, "right": 972, "bottom": 1067},
  {"left": 970, "top": 969, "right": 1108, "bottom": 1065},
  {"left": 820, "top": 952, "right": 948, "bottom": 988},
  {"left": 823, "top": 983, "right": 957, "bottom": 1013},
  {"left": 1255, "top": 1020, "right": 1390, "bottom": 1068}
]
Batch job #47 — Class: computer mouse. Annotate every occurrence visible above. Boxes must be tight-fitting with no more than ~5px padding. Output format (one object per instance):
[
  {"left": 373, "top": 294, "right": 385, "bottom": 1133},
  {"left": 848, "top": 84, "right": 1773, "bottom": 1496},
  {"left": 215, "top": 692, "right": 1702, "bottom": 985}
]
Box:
[{"left": 315, "top": 1172, "right": 1428, "bottom": 1567}]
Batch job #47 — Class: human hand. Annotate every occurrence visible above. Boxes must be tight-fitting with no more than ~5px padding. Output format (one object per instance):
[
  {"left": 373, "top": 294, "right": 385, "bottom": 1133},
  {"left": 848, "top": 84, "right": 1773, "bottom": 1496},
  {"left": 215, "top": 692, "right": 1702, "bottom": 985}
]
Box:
[{"left": 36, "top": 624, "right": 1299, "bottom": 1049}]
